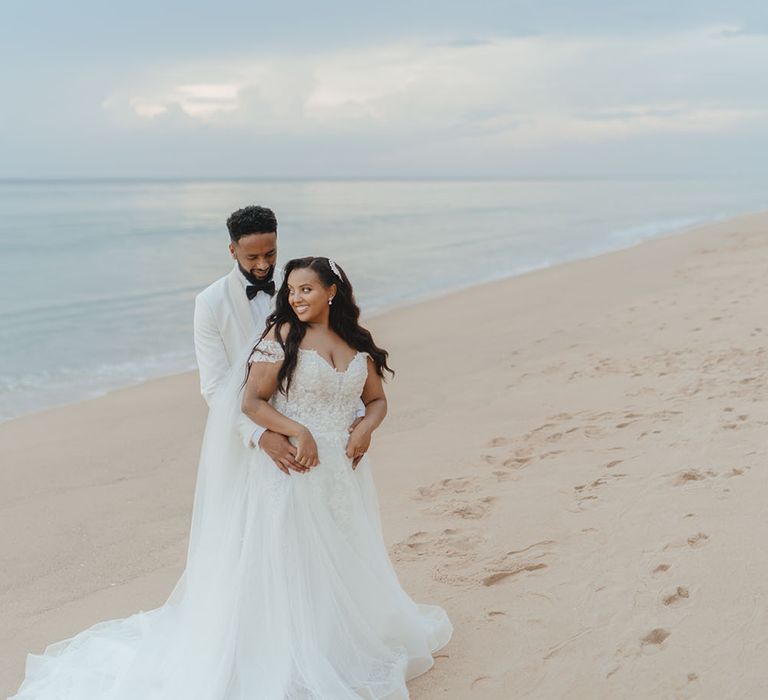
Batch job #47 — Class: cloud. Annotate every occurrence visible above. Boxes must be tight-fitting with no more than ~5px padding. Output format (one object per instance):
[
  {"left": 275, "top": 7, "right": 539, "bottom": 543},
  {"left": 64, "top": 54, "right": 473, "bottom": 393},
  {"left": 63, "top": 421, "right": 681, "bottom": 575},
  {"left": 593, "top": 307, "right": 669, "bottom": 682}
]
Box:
[
  {"left": 572, "top": 105, "right": 767, "bottom": 135},
  {"left": 425, "top": 37, "right": 498, "bottom": 48},
  {"left": 101, "top": 26, "right": 768, "bottom": 144},
  {"left": 75, "top": 25, "right": 768, "bottom": 177},
  {"left": 113, "top": 82, "right": 242, "bottom": 122}
]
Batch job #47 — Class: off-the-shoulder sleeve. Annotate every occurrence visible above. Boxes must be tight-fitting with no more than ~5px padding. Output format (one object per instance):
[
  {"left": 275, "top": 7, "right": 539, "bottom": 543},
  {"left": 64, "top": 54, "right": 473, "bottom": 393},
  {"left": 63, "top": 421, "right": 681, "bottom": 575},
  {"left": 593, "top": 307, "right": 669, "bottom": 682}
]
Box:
[{"left": 248, "top": 339, "right": 285, "bottom": 364}]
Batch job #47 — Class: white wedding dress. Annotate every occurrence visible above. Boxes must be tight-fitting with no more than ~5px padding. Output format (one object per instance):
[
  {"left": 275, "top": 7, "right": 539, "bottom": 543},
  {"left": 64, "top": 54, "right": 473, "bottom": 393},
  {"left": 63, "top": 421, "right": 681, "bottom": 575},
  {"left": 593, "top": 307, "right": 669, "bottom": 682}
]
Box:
[{"left": 11, "top": 339, "right": 452, "bottom": 700}]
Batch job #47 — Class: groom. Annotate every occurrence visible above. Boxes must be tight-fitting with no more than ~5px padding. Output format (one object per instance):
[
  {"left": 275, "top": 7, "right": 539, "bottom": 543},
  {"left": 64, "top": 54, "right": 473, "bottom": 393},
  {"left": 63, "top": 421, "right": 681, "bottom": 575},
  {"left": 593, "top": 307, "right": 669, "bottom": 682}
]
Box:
[
  {"left": 193, "top": 205, "right": 365, "bottom": 474},
  {"left": 193, "top": 205, "right": 303, "bottom": 472}
]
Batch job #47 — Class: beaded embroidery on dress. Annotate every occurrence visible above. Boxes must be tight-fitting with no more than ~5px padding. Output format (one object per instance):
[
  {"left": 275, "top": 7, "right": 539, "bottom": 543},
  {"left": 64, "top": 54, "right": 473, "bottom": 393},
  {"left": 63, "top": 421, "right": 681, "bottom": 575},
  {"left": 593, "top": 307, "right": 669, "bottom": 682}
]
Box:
[{"left": 11, "top": 338, "right": 452, "bottom": 700}]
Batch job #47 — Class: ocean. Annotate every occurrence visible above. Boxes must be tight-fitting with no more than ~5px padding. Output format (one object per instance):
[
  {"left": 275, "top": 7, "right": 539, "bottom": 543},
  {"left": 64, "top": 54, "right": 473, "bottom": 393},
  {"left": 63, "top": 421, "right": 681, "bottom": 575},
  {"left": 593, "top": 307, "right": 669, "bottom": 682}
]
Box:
[{"left": 1, "top": 177, "right": 766, "bottom": 421}]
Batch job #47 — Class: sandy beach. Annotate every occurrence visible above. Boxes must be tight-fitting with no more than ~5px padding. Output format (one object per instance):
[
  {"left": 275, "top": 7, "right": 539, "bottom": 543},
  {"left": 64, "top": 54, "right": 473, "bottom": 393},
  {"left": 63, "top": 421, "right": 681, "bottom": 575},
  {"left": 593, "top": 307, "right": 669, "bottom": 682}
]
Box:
[{"left": 3, "top": 211, "right": 768, "bottom": 698}]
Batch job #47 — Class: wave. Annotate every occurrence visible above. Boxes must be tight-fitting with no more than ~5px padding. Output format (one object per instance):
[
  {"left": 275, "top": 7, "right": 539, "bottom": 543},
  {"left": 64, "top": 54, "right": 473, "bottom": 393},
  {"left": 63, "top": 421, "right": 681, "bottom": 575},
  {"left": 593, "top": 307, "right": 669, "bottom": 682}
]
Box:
[{"left": 0, "top": 351, "right": 197, "bottom": 422}]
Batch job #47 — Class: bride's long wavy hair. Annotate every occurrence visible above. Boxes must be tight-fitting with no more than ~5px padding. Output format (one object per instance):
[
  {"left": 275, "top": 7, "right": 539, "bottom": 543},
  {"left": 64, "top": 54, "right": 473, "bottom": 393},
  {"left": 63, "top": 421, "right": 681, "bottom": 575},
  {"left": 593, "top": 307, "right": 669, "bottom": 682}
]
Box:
[{"left": 258, "top": 256, "right": 393, "bottom": 395}]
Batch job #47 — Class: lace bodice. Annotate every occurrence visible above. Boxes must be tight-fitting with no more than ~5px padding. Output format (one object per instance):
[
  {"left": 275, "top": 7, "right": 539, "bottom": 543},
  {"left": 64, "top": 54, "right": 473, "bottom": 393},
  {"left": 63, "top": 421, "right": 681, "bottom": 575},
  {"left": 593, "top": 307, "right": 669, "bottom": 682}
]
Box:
[{"left": 248, "top": 339, "right": 368, "bottom": 434}]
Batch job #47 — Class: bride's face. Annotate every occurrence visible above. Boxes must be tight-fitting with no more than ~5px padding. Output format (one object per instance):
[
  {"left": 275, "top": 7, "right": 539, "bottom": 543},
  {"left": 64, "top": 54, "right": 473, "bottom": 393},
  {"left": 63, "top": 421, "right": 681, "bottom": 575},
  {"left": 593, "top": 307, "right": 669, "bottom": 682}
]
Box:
[{"left": 287, "top": 268, "right": 335, "bottom": 323}]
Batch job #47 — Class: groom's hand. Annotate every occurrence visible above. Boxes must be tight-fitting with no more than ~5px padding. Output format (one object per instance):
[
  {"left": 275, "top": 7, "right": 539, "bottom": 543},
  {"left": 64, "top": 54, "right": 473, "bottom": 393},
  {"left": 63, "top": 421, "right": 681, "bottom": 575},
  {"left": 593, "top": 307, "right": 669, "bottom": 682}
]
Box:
[
  {"left": 347, "top": 416, "right": 364, "bottom": 433},
  {"left": 346, "top": 421, "right": 372, "bottom": 469},
  {"left": 347, "top": 416, "right": 365, "bottom": 469},
  {"left": 347, "top": 417, "right": 368, "bottom": 468},
  {"left": 258, "top": 430, "right": 308, "bottom": 475}
]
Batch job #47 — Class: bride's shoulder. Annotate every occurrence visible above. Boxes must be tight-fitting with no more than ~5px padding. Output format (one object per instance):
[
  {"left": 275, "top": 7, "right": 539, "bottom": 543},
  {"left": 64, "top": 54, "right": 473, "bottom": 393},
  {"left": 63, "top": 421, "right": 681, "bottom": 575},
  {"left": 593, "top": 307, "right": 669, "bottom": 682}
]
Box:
[
  {"left": 250, "top": 329, "right": 286, "bottom": 364},
  {"left": 262, "top": 325, "right": 289, "bottom": 343}
]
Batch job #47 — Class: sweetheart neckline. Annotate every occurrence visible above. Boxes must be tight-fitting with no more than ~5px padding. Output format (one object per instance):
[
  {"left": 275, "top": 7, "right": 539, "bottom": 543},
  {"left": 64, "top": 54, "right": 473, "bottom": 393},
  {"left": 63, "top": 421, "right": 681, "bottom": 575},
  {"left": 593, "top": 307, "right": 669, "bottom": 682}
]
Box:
[{"left": 299, "top": 348, "right": 366, "bottom": 374}]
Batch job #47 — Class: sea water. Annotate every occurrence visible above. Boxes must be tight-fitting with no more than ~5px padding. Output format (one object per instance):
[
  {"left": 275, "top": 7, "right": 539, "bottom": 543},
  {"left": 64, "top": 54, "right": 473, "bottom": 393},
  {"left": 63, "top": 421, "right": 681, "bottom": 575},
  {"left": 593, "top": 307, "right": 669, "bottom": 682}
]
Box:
[{"left": 0, "top": 177, "right": 766, "bottom": 420}]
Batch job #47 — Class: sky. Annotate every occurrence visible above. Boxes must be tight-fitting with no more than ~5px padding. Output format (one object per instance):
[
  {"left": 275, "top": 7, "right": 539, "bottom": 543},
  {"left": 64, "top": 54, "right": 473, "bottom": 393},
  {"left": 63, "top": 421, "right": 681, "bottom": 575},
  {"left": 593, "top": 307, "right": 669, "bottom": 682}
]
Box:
[{"left": 2, "top": 1, "right": 767, "bottom": 178}]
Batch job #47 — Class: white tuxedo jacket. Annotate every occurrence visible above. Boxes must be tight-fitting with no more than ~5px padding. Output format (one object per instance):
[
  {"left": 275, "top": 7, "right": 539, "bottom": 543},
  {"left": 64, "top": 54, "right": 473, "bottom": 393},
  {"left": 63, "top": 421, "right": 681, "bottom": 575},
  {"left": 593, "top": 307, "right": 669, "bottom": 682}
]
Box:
[{"left": 193, "top": 265, "right": 282, "bottom": 446}]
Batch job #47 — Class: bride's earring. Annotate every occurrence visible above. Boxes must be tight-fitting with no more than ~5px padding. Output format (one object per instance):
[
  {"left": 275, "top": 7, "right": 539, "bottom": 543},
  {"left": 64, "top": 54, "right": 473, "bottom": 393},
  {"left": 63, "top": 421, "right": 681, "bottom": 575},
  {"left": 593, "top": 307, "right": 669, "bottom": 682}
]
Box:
[{"left": 328, "top": 297, "right": 334, "bottom": 306}]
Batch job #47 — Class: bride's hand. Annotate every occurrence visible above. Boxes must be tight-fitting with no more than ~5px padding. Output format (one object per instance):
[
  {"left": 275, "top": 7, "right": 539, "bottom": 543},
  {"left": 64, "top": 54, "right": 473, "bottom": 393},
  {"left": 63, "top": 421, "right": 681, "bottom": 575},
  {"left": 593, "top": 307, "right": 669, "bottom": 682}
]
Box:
[
  {"left": 346, "top": 421, "right": 372, "bottom": 469},
  {"left": 295, "top": 427, "right": 319, "bottom": 469}
]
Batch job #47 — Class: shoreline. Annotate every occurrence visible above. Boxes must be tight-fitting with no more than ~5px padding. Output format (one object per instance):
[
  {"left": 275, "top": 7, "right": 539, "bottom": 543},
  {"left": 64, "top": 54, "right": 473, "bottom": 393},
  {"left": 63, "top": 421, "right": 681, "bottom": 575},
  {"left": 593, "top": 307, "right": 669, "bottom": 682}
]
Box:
[
  {"left": 3, "top": 210, "right": 768, "bottom": 697},
  {"left": 1, "top": 207, "right": 756, "bottom": 426}
]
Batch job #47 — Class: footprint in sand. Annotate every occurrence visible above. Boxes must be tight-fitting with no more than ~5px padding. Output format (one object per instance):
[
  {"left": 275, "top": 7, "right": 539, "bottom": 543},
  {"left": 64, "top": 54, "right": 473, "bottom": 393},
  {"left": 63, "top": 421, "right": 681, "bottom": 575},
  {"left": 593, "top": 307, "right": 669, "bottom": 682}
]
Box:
[
  {"left": 550, "top": 412, "right": 576, "bottom": 421},
  {"left": 391, "top": 531, "right": 432, "bottom": 560},
  {"left": 482, "top": 564, "right": 547, "bottom": 587},
  {"left": 538, "top": 449, "right": 565, "bottom": 461},
  {"left": 479, "top": 540, "right": 554, "bottom": 586},
  {"left": 433, "top": 539, "right": 554, "bottom": 589},
  {"left": 503, "top": 455, "right": 532, "bottom": 469},
  {"left": 687, "top": 533, "right": 709, "bottom": 548},
  {"left": 662, "top": 586, "right": 690, "bottom": 607},
  {"left": 583, "top": 425, "right": 608, "bottom": 439},
  {"left": 528, "top": 422, "right": 556, "bottom": 436},
  {"left": 652, "top": 563, "right": 671, "bottom": 574},
  {"left": 415, "top": 476, "right": 480, "bottom": 500},
  {"left": 641, "top": 628, "right": 670, "bottom": 646},
  {"left": 391, "top": 527, "right": 486, "bottom": 563},
  {"left": 672, "top": 468, "right": 717, "bottom": 485},
  {"left": 573, "top": 473, "right": 627, "bottom": 508},
  {"left": 425, "top": 496, "right": 496, "bottom": 520},
  {"left": 574, "top": 477, "right": 608, "bottom": 493},
  {"left": 664, "top": 532, "right": 709, "bottom": 550},
  {"left": 524, "top": 414, "right": 580, "bottom": 442}
]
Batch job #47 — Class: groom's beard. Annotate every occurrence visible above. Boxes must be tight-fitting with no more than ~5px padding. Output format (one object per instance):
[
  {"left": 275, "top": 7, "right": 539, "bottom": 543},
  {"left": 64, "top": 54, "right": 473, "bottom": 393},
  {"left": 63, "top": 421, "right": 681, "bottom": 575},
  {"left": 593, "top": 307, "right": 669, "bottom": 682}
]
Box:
[{"left": 238, "top": 263, "right": 274, "bottom": 285}]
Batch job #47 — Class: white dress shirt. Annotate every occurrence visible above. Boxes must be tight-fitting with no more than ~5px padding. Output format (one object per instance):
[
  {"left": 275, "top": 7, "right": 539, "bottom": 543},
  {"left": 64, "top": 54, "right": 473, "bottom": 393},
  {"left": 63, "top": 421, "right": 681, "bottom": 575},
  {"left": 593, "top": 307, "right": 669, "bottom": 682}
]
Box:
[{"left": 236, "top": 266, "right": 275, "bottom": 329}]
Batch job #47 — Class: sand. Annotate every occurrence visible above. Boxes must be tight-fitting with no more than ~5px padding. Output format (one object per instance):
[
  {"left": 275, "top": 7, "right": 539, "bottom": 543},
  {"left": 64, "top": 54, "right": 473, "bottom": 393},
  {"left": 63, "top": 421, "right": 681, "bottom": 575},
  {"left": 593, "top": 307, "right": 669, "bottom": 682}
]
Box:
[{"left": 2, "top": 211, "right": 768, "bottom": 698}]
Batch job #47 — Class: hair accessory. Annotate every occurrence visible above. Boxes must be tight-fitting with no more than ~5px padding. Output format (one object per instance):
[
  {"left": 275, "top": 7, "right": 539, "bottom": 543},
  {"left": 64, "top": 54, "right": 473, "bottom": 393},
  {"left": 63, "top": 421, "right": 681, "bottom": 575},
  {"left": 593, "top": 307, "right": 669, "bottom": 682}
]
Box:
[{"left": 328, "top": 259, "right": 341, "bottom": 279}]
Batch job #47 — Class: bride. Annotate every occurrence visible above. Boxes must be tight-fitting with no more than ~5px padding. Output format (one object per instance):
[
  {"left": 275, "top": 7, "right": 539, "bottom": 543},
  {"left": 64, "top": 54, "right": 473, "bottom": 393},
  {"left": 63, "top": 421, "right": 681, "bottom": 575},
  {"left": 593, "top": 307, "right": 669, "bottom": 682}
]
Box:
[{"left": 11, "top": 256, "right": 452, "bottom": 699}]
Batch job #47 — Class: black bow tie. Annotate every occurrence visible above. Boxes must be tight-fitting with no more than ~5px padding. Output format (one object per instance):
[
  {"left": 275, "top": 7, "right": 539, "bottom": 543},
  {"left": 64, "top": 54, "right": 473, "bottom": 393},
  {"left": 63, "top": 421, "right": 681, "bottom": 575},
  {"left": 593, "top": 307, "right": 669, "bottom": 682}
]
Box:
[{"left": 246, "top": 280, "right": 276, "bottom": 299}]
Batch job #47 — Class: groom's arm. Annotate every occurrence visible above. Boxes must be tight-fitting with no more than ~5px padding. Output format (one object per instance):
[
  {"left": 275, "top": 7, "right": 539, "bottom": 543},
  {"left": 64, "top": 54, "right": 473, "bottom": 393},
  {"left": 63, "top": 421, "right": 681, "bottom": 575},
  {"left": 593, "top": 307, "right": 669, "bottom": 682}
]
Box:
[
  {"left": 238, "top": 412, "right": 266, "bottom": 448},
  {"left": 193, "top": 295, "right": 230, "bottom": 405},
  {"left": 194, "top": 295, "right": 266, "bottom": 448}
]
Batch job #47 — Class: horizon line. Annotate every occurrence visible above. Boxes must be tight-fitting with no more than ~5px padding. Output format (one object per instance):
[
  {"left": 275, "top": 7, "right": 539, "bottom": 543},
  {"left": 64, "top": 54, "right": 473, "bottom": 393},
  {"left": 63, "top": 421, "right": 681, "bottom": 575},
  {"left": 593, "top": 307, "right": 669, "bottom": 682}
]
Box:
[{"left": 0, "top": 174, "right": 760, "bottom": 184}]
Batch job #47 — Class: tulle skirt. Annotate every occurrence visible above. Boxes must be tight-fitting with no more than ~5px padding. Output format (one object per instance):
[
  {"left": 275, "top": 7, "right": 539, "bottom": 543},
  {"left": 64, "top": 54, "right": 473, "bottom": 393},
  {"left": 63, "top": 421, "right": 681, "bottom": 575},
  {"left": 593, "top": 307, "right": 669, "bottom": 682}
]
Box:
[{"left": 11, "top": 431, "right": 452, "bottom": 699}]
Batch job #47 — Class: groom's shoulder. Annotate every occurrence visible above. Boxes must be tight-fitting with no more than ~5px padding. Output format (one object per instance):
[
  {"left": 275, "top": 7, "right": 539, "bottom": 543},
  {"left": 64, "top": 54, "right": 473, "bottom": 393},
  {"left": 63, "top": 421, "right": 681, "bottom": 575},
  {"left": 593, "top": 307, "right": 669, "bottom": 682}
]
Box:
[{"left": 195, "top": 270, "right": 232, "bottom": 306}]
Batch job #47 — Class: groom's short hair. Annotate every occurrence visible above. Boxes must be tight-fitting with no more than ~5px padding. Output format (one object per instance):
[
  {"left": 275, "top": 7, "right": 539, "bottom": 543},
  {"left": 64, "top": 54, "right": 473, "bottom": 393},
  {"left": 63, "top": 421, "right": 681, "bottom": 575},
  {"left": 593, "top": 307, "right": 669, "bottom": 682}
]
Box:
[{"left": 226, "top": 206, "right": 278, "bottom": 242}]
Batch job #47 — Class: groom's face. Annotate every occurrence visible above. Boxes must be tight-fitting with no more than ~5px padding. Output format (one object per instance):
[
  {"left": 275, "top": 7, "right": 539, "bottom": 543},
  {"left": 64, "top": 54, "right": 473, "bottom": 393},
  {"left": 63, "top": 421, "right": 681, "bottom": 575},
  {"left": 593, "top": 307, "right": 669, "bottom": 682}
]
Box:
[{"left": 229, "top": 232, "right": 277, "bottom": 280}]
